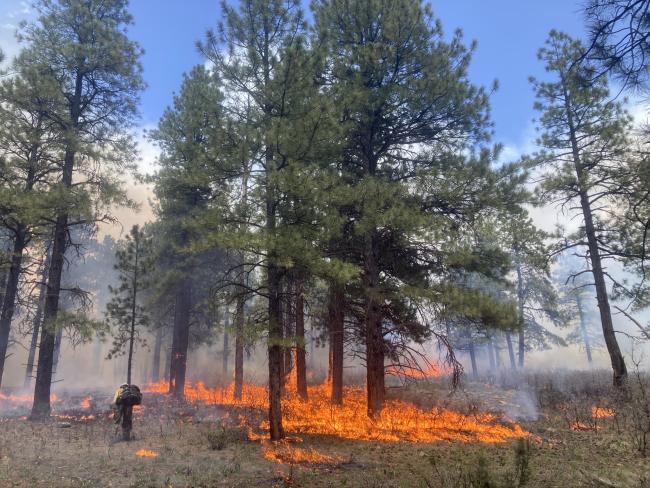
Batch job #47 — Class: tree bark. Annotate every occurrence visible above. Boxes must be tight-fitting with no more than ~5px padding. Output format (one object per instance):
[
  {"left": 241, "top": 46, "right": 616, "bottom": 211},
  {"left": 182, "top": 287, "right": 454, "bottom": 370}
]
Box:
[
  {"left": 328, "top": 284, "right": 344, "bottom": 405},
  {"left": 282, "top": 278, "right": 293, "bottom": 387},
  {"left": 31, "top": 71, "right": 82, "bottom": 419},
  {"left": 267, "top": 261, "right": 285, "bottom": 440},
  {"left": 126, "top": 242, "right": 139, "bottom": 385},
  {"left": 152, "top": 327, "right": 162, "bottom": 382},
  {"left": 234, "top": 295, "right": 245, "bottom": 400},
  {"left": 576, "top": 294, "right": 593, "bottom": 365},
  {"left": 24, "top": 248, "right": 50, "bottom": 389},
  {"left": 222, "top": 310, "right": 230, "bottom": 378},
  {"left": 494, "top": 337, "right": 502, "bottom": 369},
  {"left": 505, "top": 332, "right": 517, "bottom": 370},
  {"left": 468, "top": 338, "right": 478, "bottom": 377},
  {"left": 562, "top": 77, "right": 627, "bottom": 386},
  {"left": 295, "top": 276, "right": 307, "bottom": 400},
  {"left": 516, "top": 265, "right": 526, "bottom": 368},
  {"left": 169, "top": 279, "right": 191, "bottom": 398},
  {"left": 487, "top": 340, "right": 496, "bottom": 371},
  {"left": 52, "top": 327, "right": 63, "bottom": 383},
  {"left": 0, "top": 230, "right": 26, "bottom": 388},
  {"left": 364, "top": 233, "right": 384, "bottom": 418}
]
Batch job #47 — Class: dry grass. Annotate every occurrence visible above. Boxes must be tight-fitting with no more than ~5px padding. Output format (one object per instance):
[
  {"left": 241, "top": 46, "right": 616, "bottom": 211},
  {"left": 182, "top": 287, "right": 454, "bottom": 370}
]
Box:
[{"left": 0, "top": 372, "right": 648, "bottom": 487}]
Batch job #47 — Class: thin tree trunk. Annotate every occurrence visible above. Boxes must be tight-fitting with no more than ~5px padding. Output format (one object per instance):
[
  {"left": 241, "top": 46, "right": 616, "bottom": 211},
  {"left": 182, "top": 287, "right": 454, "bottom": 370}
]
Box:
[
  {"left": 24, "top": 248, "right": 50, "bottom": 389},
  {"left": 52, "top": 327, "right": 63, "bottom": 383},
  {"left": 0, "top": 229, "right": 27, "bottom": 388},
  {"left": 234, "top": 295, "right": 245, "bottom": 400},
  {"left": 516, "top": 265, "right": 526, "bottom": 368},
  {"left": 487, "top": 341, "right": 496, "bottom": 371},
  {"left": 505, "top": 332, "right": 517, "bottom": 370},
  {"left": 169, "top": 279, "right": 191, "bottom": 398},
  {"left": 562, "top": 76, "right": 627, "bottom": 386},
  {"left": 152, "top": 327, "right": 162, "bottom": 382},
  {"left": 163, "top": 342, "right": 171, "bottom": 382},
  {"left": 468, "top": 337, "right": 478, "bottom": 377},
  {"left": 126, "top": 242, "right": 139, "bottom": 385},
  {"left": 328, "top": 284, "right": 344, "bottom": 405},
  {"left": 494, "top": 337, "right": 502, "bottom": 369},
  {"left": 222, "top": 310, "right": 230, "bottom": 378},
  {"left": 295, "top": 276, "right": 307, "bottom": 400},
  {"left": 282, "top": 278, "right": 293, "bottom": 386},
  {"left": 576, "top": 294, "right": 593, "bottom": 365}
]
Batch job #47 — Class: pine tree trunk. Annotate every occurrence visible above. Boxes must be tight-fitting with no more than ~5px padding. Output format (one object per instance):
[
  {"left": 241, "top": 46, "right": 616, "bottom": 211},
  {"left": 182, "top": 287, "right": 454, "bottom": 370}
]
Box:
[
  {"left": 152, "top": 327, "right": 162, "bottom": 382},
  {"left": 487, "top": 341, "right": 496, "bottom": 371},
  {"left": 282, "top": 279, "right": 293, "bottom": 386},
  {"left": 127, "top": 247, "right": 139, "bottom": 385},
  {"left": 24, "top": 249, "right": 50, "bottom": 389},
  {"left": 31, "top": 72, "right": 81, "bottom": 419},
  {"left": 364, "top": 233, "right": 384, "bottom": 418},
  {"left": 468, "top": 338, "right": 478, "bottom": 377},
  {"left": 295, "top": 277, "right": 307, "bottom": 400},
  {"left": 163, "top": 342, "right": 171, "bottom": 382},
  {"left": 266, "top": 159, "right": 284, "bottom": 439},
  {"left": 328, "top": 284, "right": 344, "bottom": 405},
  {"left": 234, "top": 295, "right": 245, "bottom": 400},
  {"left": 494, "top": 337, "right": 502, "bottom": 369},
  {"left": 267, "top": 261, "right": 284, "bottom": 440},
  {"left": 516, "top": 265, "right": 526, "bottom": 368},
  {"left": 576, "top": 294, "right": 593, "bottom": 365},
  {"left": 0, "top": 229, "right": 26, "bottom": 388},
  {"left": 52, "top": 327, "right": 63, "bottom": 383},
  {"left": 31, "top": 205, "right": 69, "bottom": 418},
  {"left": 562, "top": 79, "right": 627, "bottom": 386},
  {"left": 170, "top": 279, "right": 191, "bottom": 398},
  {"left": 505, "top": 332, "right": 517, "bottom": 369},
  {"left": 222, "top": 311, "right": 230, "bottom": 378}
]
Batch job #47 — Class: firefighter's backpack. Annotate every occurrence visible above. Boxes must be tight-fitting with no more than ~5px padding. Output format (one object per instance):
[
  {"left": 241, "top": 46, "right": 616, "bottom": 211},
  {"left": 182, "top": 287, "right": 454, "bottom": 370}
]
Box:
[{"left": 117, "top": 385, "right": 142, "bottom": 406}]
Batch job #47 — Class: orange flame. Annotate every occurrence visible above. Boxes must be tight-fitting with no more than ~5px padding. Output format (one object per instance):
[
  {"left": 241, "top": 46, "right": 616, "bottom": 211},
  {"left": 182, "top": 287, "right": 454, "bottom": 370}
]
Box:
[
  {"left": 591, "top": 406, "right": 615, "bottom": 418},
  {"left": 80, "top": 396, "right": 92, "bottom": 409},
  {"left": 261, "top": 439, "right": 344, "bottom": 465},
  {"left": 135, "top": 449, "right": 158, "bottom": 458},
  {"left": 143, "top": 379, "right": 529, "bottom": 444},
  {"left": 0, "top": 392, "right": 57, "bottom": 403},
  {"left": 386, "top": 363, "right": 443, "bottom": 378}
]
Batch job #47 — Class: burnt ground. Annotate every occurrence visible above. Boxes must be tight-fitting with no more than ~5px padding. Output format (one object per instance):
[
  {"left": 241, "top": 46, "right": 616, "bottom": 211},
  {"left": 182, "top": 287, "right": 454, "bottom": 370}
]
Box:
[{"left": 0, "top": 375, "right": 648, "bottom": 488}]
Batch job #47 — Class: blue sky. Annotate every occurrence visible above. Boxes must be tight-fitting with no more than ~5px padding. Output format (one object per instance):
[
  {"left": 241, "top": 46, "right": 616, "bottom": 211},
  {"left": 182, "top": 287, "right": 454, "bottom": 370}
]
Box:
[
  {"left": 128, "top": 0, "right": 586, "bottom": 150},
  {"left": 2, "top": 0, "right": 586, "bottom": 151}
]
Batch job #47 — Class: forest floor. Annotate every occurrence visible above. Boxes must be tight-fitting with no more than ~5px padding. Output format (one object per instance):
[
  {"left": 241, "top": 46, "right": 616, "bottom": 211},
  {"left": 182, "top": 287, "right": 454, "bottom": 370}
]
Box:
[{"left": 0, "top": 373, "right": 648, "bottom": 488}]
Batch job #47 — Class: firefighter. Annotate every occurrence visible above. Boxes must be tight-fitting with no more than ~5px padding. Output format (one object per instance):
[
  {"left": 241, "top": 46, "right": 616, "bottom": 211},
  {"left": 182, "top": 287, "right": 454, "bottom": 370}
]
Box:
[{"left": 113, "top": 383, "right": 141, "bottom": 441}]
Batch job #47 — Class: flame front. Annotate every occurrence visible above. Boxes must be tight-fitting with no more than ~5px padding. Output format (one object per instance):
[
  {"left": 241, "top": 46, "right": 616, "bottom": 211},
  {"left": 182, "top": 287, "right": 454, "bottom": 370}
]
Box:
[{"left": 144, "top": 379, "right": 529, "bottom": 444}]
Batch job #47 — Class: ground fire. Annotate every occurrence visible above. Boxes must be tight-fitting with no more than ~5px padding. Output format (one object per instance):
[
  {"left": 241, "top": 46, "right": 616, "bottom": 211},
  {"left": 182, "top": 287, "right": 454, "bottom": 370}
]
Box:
[{"left": 143, "top": 378, "right": 529, "bottom": 444}]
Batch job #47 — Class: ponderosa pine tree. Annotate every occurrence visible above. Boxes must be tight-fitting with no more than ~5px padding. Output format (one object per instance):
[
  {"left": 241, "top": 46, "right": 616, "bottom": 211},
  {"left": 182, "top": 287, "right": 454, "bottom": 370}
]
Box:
[
  {"left": 0, "top": 58, "right": 60, "bottom": 388},
  {"left": 149, "top": 65, "right": 224, "bottom": 399},
  {"left": 105, "top": 225, "right": 153, "bottom": 385},
  {"left": 313, "top": 0, "right": 523, "bottom": 417},
  {"left": 20, "top": 0, "right": 144, "bottom": 418},
  {"left": 501, "top": 214, "right": 566, "bottom": 367},
  {"left": 198, "top": 0, "right": 333, "bottom": 440},
  {"left": 531, "top": 30, "right": 631, "bottom": 386}
]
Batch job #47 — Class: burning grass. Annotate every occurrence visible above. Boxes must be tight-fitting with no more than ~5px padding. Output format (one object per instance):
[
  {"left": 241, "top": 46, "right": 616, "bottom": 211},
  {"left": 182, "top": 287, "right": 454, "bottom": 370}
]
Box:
[
  {"left": 0, "top": 371, "right": 647, "bottom": 487},
  {"left": 135, "top": 448, "right": 159, "bottom": 458},
  {"left": 144, "top": 379, "right": 529, "bottom": 444}
]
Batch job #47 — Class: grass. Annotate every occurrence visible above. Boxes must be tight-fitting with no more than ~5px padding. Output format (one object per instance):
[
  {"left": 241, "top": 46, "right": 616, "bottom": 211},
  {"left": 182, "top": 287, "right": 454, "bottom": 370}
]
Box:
[{"left": 0, "top": 373, "right": 648, "bottom": 487}]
